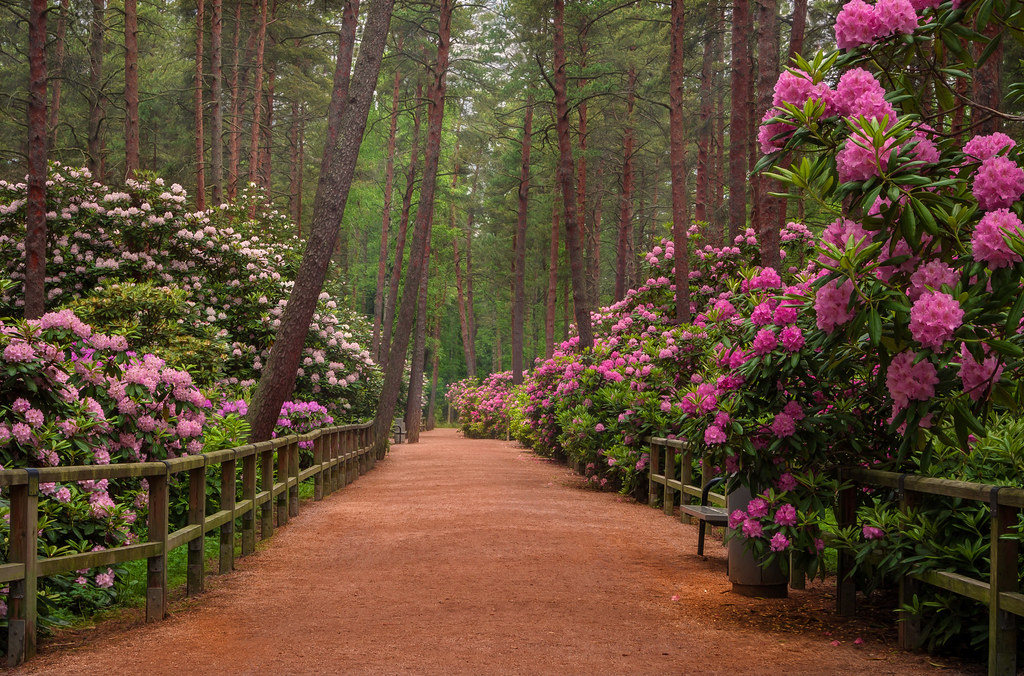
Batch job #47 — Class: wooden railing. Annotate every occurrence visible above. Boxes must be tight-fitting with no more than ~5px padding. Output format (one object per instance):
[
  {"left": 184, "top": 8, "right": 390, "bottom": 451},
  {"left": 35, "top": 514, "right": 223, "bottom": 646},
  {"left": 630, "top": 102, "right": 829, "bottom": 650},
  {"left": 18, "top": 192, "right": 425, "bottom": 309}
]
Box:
[
  {"left": 1, "top": 422, "right": 376, "bottom": 667},
  {"left": 837, "top": 467, "right": 1023, "bottom": 676},
  {"left": 646, "top": 437, "right": 725, "bottom": 519}
]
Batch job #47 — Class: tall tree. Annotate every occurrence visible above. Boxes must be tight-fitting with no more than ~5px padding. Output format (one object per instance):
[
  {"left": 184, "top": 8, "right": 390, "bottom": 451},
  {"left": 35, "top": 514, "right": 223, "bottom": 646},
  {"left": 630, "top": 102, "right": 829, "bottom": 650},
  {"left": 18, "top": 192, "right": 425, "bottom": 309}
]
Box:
[
  {"left": 728, "top": 0, "right": 752, "bottom": 240},
  {"left": 695, "top": 0, "right": 716, "bottom": 225},
  {"left": 210, "top": 0, "right": 224, "bottom": 203},
  {"left": 373, "top": 0, "right": 453, "bottom": 455},
  {"left": 88, "top": 0, "right": 106, "bottom": 180},
  {"left": 247, "top": 0, "right": 268, "bottom": 190},
  {"left": 372, "top": 59, "right": 402, "bottom": 360},
  {"left": 124, "top": 0, "right": 140, "bottom": 177},
  {"left": 246, "top": 0, "right": 395, "bottom": 443},
  {"left": 511, "top": 97, "right": 533, "bottom": 386},
  {"left": 545, "top": 193, "right": 559, "bottom": 358},
  {"left": 195, "top": 0, "right": 206, "bottom": 210},
  {"left": 614, "top": 65, "right": 636, "bottom": 303},
  {"left": 550, "top": 0, "right": 593, "bottom": 350},
  {"left": 669, "top": 0, "right": 691, "bottom": 323},
  {"left": 25, "top": 0, "right": 48, "bottom": 320},
  {"left": 47, "top": 0, "right": 68, "bottom": 147},
  {"left": 405, "top": 240, "right": 431, "bottom": 442},
  {"left": 754, "top": 0, "right": 782, "bottom": 269}
]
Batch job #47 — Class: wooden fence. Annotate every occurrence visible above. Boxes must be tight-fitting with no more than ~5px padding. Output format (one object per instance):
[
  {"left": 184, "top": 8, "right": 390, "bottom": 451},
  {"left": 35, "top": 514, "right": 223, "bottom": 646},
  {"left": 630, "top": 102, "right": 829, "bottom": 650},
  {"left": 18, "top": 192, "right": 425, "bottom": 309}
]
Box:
[
  {"left": 838, "top": 467, "right": 1024, "bottom": 676},
  {"left": 646, "top": 436, "right": 725, "bottom": 518},
  {"left": 1, "top": 422, "right": 376, "bottom": 667}
]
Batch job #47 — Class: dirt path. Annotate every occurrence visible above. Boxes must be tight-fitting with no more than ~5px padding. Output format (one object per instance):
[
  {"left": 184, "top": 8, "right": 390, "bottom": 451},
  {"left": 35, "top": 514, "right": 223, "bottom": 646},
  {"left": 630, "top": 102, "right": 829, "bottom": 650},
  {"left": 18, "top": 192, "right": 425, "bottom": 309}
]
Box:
[{"left": 18, "top": 429, "right": 974, "bottom": 675}]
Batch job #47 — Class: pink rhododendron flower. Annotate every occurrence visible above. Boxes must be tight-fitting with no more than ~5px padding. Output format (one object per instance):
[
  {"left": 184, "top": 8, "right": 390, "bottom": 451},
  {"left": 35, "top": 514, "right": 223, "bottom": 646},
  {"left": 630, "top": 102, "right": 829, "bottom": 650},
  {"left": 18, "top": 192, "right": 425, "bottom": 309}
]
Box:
[
  {"left": 769, "top": 532, "right": 792, "bottom": 551},
  {"left": 758, "top": 109, "right": 793, "bottom": 154},
  {"left": 862, "top": 525, "right": 885, "bottom": 540},
  {"left": 886, "top": 350, "right": 938, "bottom": 410},
  {"left": 833, "top": 68, "right": 886, "bottom": 117},
  {"left": 909, "top": 291, "right": 963, "bottom": 350},
  {"left": 95, "top": 568, "right": 115, "bottom": 588},
  {"left": 908, "top": 260, "right": 958, "bottom": 301},
  {"left": 972, "top": 208, "right": 1024, "bottom": 269},
  {"left": 963, "top": 132, "right": 1016, "bottom": 161},
  {"left": 747, "top": 497, "right": 770, "bottom": 518},
  {"left": 835, "top": 0, "right": 881, "bottom": 49},
  {"left": 2, "top": 341, "right": 35, "bottom": 362},
  {"left": 874, "top": 0, "right": 918, "bottom": 37},
  {"left": 729, "top": 509, "right": 747, "bottom": 529},
  {"left": 742, "top": 518, "right": 764, "bottom": 538},
  {"left": 750, "top": 302, "right": 775, "bottom": 326},
  {"left": 906, "top": 126, "right": 940, "bottom": 164},
  {"left": 773, "top": 303, "right": 798, "bottom": 324},
  {"left": 776, "top": 472, "right": 799, "bottom": 491},
  {"left": 973, "top": 156, "right": 1024, "bottom": 210},
  {"left": 751, "top": 328, "right": 778, "bottom": 355},
  {"left": 814, "top": 279, "right": 856, "bottom": 333},
  {"left": 771, "top": 412, "right": 796, "bottom": 438},
  {"left": 783, "top": 400, "right": 805, "bottom": 421},
  {"left": 704, "top": 425, "right": 727, "bottom": 445},
  {"left": 837, "top": 131, "right": 893, "bottom": 182},
  {"left": 958, "top": 343, "right": 1003, "bottom": 402},
  {"left": 772, "top": 71, "right": 833, "bottom": 111},
  {"left": 780, "top": 326, "right": 805, "bottom": 352},
  {"left": 774, "top": 503, "right": 798, "bottom": 526}
]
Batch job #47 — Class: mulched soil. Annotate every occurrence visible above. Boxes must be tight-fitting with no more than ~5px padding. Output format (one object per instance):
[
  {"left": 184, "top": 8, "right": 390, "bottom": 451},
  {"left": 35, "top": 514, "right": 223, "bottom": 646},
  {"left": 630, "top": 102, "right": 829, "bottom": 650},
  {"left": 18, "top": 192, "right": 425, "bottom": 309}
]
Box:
[{"left": 14, "top": 428, "right": 982, "bottom": 675}]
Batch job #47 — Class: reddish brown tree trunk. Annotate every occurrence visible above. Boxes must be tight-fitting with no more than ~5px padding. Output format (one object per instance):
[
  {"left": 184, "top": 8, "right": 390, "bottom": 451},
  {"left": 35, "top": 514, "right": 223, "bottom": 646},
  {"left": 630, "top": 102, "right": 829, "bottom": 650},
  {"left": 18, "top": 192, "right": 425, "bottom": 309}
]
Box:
[
  {"left": 246, "top": 0, "right": 394, "bottom": 444},
  {"left": 261, "top": 52, "right": 275, "bottom": 191},
  {"left": 615, "top": 66, "right": 636, "bottom": 303},
  {"left": 195, "top": 0, "right": 206, "bottom": 210},
  {"left": 551, "top": 0, "right": 593, "bottom": 350},
  {"left": 545, "top": 193, "right": 559, "bottom": 358},
  {"left": 227, "top": 0, "right": 244, "bottom": 200},
  {"left": 25, "top": 0, "right": 48, "bottom": 319},
  {"left": 48, "top": 0, "right": 68, "bottom": 148},
  {"left": 728, "top": 0, "right": 751, "bottom": 241},
  {"left": 247, "top": 0, "right": 267, "bottom": 192},
  {"left": 787, "top": 0, "right": 806, "bottom": 63},
  {"left": 406, "top": 239, "right": 431, "bottom": 443},
  {"left": 971, "top": 22, "right": 1002, "bottom": 135},
  {"left": 88, "top": 0, "right": 106, "bottom": 181},
  {"left": 695, "top": 0, "right": 716, "bottom": 225},
  {"left": 577, "top": 38, "right": 590, "bottom": 307},
  {"left": 373, "top": 64, "right": 402, "bottom": 361},
  {"left": 289, "top": 99, "right": 301, "bottom": 227},
  {"left": 588, "top": 164, "right": 602, "bottom": 304},
  {"left": 670, "top": 0, "right": 692, "bottom": 323},
  {"left": 425, "top": 282, "right": 446, "bottom": 431},
  {"left": 713, "top": 66, "right": 726, "bottom": 245},
  {"left": 454, "top": 234, "right": 474, "bottom": 377},
  {"left": 382, "top": 81, "right": 423, "bottom": 368},
  {"left": 210, "top": 0, "right": 224, "bottom": 203},
  {"left": 465, "top": 183, "right": 478, "bottom": 367},
  {"left": 374, "top": 0, "right": 453, "bottom": 453},
  {"left": 124, "top": 0, "right": 140, "bottom": 177},
  {"left": 511, "top": 98, "right": 533, "bottom": 385},
  {"left": 327, "top": 0, "right": 360, "bottom": 149},
  {"left": 755, "top": 0, "right": 782, "bottom": 269}
]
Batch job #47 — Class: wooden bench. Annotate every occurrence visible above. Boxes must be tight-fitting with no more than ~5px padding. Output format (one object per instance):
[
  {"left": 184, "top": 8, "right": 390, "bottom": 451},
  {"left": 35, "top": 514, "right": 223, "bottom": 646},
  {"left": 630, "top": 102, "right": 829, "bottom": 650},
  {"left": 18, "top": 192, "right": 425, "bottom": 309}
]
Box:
[
  {"left": 679, "top": 476, "right": 729, "bottom": 556},
  {"left": 391, "top": 419, "right": 406, "bottom": 444}
]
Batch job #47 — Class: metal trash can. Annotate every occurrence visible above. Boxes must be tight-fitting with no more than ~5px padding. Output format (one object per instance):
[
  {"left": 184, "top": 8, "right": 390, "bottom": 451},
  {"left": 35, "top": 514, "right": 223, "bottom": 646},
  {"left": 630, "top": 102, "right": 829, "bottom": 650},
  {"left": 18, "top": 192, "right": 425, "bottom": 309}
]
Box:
[{"left": 727, "top": 484, "right": 788, "bottom": 598}]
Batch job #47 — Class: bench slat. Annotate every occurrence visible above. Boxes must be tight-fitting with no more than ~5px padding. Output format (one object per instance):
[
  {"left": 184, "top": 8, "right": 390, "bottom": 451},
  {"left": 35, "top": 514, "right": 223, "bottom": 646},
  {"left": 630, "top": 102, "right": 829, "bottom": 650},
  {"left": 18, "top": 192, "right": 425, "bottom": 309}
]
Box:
[{"left": 680, "top": 505, "right": 729, "bottom": 526}]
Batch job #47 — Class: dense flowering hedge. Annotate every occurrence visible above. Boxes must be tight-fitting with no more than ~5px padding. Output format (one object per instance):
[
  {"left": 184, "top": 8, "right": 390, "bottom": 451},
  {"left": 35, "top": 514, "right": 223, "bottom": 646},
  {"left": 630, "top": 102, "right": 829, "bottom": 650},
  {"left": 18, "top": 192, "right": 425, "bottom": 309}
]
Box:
[{"left": 451, "top": 0, "right": 1024, "bottom": 658}]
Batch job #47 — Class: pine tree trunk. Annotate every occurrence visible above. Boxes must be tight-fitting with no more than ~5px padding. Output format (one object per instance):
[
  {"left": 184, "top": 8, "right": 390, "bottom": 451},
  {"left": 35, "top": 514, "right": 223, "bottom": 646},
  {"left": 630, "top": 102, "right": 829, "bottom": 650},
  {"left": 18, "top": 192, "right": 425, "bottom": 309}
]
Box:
[
  {"left": 247, "top": 0, "right": 394, "bottom": 443},
  {"left": 755, "top": 0, "right": 782, "bottom": 269},
  {"left": 545, "top": 192, "right": 559, "bottom": 358},
  {"left": 261, "top": 52, "right": 275, "bottom": 191},
  {"left": 210, "top": 0, "right": 224, "bottom": 203},
  {"left": 971, "top": 21, "right": 1002, "bottom": 134},
  {"left": 195, "top": 0, "right": 206, "bottom": 210},
  {"left": 577, "top": 38, "right": 590, "bottom": 307},
  {"left": 511, "top": 97, "right": 533, "bottom": 386},
  {"left": 47, "top": 0, "right": 68, "bottom": 148},
  {"left": 373, "top": 0, "right": 452, "bottom": 455},
  {"left": 88, "top": 0, "right": 106, "bottom": 181},
  {"left": 713, "top": 62, "right": 726, "bottom": 245},
  {"left": 465, "top": 184, "right": 478, "bottom": 367},
  {"left": 787, "top": 0, "right": 806, "bottom": 62},
  {"left": 695, "top": 0, "right": 715, "bottom": 225},
  {"left": 405, "top": 242, "right": 431, "bottom": 443},
  {"left": 227, "top": 0, "right": 245, "bottom": 200},
  {"left": 425, "top": 295, "right": 443, "bottom": 430},
  {"left": 728, "top": 0, "right": 751, "bottom": 241},
  {"left": 588, "top": 164, "right": 602, "bottom": 304},
  {"left": 373, "top": 64, "right": 402, "bottom": 361},
  {"left": 247, "top": 0, "right": 268, "bottom": 193},
  {"left": 25, "top": 0, "right": 48, "bottom": 319},
  {"left": 615, "top": 66, "right": 636, "bottom": 303},
  {"left": 124, "top": 0, "right": 140, "bottom": 177},
  {"left": 670, "top": 0, "right": 691, "bottom": 323},
  {"left": 551, "top": 0, "right": 593, "bottom": 350},
  {"left": 289, "top": 99, "right": 301, "bottom": 226},
  {"left": 382, "top": 81, "right": 423, "bottom": 368},
  {"left": 454, "top": 233, "right": 474, "bottom": 377}
]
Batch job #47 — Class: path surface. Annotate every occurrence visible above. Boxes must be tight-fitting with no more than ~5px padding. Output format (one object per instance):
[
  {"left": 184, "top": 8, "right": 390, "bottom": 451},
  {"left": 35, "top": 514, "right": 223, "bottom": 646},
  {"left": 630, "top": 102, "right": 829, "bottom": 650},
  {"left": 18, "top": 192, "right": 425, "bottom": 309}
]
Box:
[{"left": 19, "top": 429, "right": 973, "bottom": 675}]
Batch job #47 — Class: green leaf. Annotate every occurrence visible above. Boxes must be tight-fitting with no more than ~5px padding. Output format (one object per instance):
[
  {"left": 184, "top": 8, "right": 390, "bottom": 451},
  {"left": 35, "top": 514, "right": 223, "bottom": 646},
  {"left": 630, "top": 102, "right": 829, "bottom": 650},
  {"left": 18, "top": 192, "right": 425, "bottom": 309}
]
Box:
[{"left": 867, "top": 308, "right": 882, "bottom": 345}]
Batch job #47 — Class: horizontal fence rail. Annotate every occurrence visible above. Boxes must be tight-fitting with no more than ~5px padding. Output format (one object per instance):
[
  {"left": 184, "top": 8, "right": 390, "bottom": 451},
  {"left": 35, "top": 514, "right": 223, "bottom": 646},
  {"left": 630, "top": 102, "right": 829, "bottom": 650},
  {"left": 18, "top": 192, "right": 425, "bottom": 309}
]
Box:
[
  {"left": 1, "top": 422, "right": 376, "bottom": 667},
  {"left": 646, "top": 437, "right": 725, "bottom": 517},
  {"left": 838, "top": 467, "right": 1024, "bottom": 676}
]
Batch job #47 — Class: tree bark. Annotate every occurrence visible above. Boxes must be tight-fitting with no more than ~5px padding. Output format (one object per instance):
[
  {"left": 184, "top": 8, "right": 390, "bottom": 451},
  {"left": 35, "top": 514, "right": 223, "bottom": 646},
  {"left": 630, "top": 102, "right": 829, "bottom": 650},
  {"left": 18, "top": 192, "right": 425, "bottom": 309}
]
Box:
[
  {"left": 326, "top": 0, "right": 361, "bottom": 148},
  {"left": 246, "top": 0, "right": 394, "bottom": 443},
  {"left": 511, "top": 98, "right": 533, "bottom": 386},
  {"left": 373, "top": 63, "right": 402, "bottom": 361},
  {"left": 551, "top": 0, "right": 593, "bottom": 350},
  {"left": 545, "top": 192, "right": 559, "bottom": 358},
  {"left": 614, "top": 66, "right": 636, "bottom": 303},
  {"left": 588, "top": 163, "right": 602, "bottom": 304},
  {"left": 124, "top": 0, "right": 140, "bottom": 178},
  {"left": 260, "top": 43, "right": 275, "bottom": 191},
  {"left": 25, "top": 0, "right": 48, "bottom": 319},
  {"left": 289, "top": 99, "right": 301, "bottom": 227},
  {"left": 787, "top": 0, "right": 806, "bottom": 63},
  {"left": 713, "top": 56, "right": 726, "bottom": 245},
  {"left": 577, "top": 38, "right": 591, "bottom": 308},
  {"left": 88, "top": 0, "right": 106, "bottom": 181},
  {"left": 669, "top": 0, "right": 692, "bottom": 323},
  {"left": 382, "top": 81, "right": 423, "bottom": 368},
  {"left": 210, "top": 0, "right": 224, "bottom": 203},
  {"left": 728, "top": 0, "right": 752, "bottom": 241},
  {"left": 47, "top": 0, "right": 68, "bottom": 148},
  {"left": 425, "top": 284, "right": 444, "bottom": 431},
  {"left": 755, "top": 0, "right": 782, "bottom": 269},
  {"left": 695, "top": 0, "right": 715, "bottom": 225},
  {"left": 247, "top": 0, "right": 268, "bottom": 192},
  {"left": 971, "top": 21, "right": 1002, "bottom": 135},
  {"left": 405, "top": 240, "right": 431, "bottom": 443},
  {"left": 227, "top": 0, "right": 245, "bottom": 200},
  {"left": 195, "top": 0, "right": 206, "bottom": 210},
  {"left": 373, "top": 0, "right": 452, "bottom": 456},
  {"left": 465, "top": 182, "right": 478, "bottom": 367},
  {"left": 454, "top": 233, "right": 474, "bottom": 377}
]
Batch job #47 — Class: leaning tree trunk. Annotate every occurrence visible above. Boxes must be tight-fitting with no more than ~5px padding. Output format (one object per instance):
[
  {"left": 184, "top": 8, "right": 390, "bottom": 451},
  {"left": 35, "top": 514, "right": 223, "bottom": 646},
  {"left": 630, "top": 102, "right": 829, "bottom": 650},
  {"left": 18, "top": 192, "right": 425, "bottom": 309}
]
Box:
[
  {"left": 124, "top": 0, "right": 139, "bottom": 177},
  {"left": 728, "top": 0, "right": 752, "bottom": 241},
  {"left": 511, "top": 98, "right": 533, "bottom": 386},
  {"left": 373, "top": 63, "right": 402, "bottom": 361},
  {"left": 246, "top": 0, "right": 394, "bottom": 444},
  {"left": 25, "top": 0, "right": 48, "bottom": 320},
  {"left": 669, "top": 0, "right": 692, "bottom": 323},
  {"left": 551, "top": 0, "right": 593, "bottom": 350},
  {"left": 195, "top": 0, "right": 206, "bottom": 210},
  {"left": 372, "top": 0, "right": 453, "bottom": 457}
]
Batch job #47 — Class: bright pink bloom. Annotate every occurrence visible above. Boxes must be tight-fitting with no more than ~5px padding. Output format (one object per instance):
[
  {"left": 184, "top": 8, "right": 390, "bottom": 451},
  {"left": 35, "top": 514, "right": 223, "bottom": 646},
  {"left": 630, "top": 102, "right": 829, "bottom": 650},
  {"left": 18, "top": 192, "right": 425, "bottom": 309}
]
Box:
[
  {"left": 886, "top": 350, "right": 938, "bottom": 410},
  {"left": 776, "top": 471, "right": 799, "bottom": 491},
  {"left": 835, "top": 0, "right": 881, "bottom": 49},
  {"left": 742, "top": 518, "right": 764, "bottom": 538},
  {"left": 780, "top": 326, "right": 805, "bottom": 352},
  {"left": 750, "top": 302, "right": 774, "bottom": 326},
  {"left": 958, "top": 344, "right": 1003, "bottom": 402},
  {"left": 973, "top": 156, "right": 1024, "bottom": 210},
  {"left": 783, "top": 400, "right": 805, "bottom": 420},
  {"left": 908, "top": 261, "right": 958, "bottom": 301},
  {"left": 972, "top": 208, "right": 1024, "bottom": 269},
  {"left": 773, "top": 303, "right": 798, "bottom": 325},
  {"left": 758, "top": 109, "right": 793, "bottom": 154},
  {"left": 963, "top": 132, "right": 1016, "bottom": 161},
  {"left": 874, "top": 0, "right": 918, "bottom": 37},
  {"left": 729, "top": 509, "right": 746, "bottom": 529},
  {"left": 770, "top": 532, "right": 792, "bottom": 551},
  {"left": 833, "top": 68, "right": 886, "bottom": 117},
  {"left": 774, "top": 503, "right": 798, "bottom": 526},
  {"left": 814, "top": 279, "right": 856, "bottom": 333},
  {"left": 837, "top": 131, "right": 893, "bottom": 182},
  {"left": 909, "top": 291, "right": 963, "bottom": 350},
  {"left": 747, "top": 497, "right": 770, "bottom": 518},
  {"left": 751, "top": 329, "right": 778, "bottom": 355},
  {"left": 862, "top": 525, "right": 885, "bottom": 540},
  {"left": 772, "top": 71, "right": 833, "bottom": 111},
  {"left": 704, "top": 425, "right": 727, "bottom": 445},
  {"left": 771, "top": 412, "right": 796, "bottom": 438}
]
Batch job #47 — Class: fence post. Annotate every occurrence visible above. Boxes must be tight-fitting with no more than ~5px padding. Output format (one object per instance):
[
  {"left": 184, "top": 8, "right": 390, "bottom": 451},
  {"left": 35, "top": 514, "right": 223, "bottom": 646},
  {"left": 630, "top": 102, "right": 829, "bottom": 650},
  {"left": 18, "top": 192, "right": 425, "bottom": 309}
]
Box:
[
  {"left": 897, "top": 476, "right": 921, "bottom": 649},
  {"left": 314, "top": 433, "right": 324, "bottom": 502},
  {"left": 220, "top": 452, "right": 236, "bottom": 573},
  {"left": 241, "top": 447, "right": 257, "bottom": 556},
  {"left": 289, "top": 441, "right": 300, "bottom": 518},
  {"left": 648, "top": 440, "right": 661, "bottom": 508},
  {"left": 187, "top": 460, "right": 206, "bottom": 596},
  {"left": 260, "top": 445, "right": 274, "bottom": 539},
  {"left": 330, "top": 430, "right": 340, "bottom": 492},
  {"left": 679, "top": 445, "right": 693, "bottom": 524},
  {"left": 147, "top": 465, "right": 170, "bottom": 622},
  {"left": 6, "top": 469, "right": 38, "bottom": 667},
  {"left": 835, "top": 469, "right": 856, "bottom": 618},
  {"left": 277, "top": 442, "right": 289, "bottom": 526},
  {"left": 989, "top": 495, "right": 1018, "bottom": 675},
  {"left": 663, "top": 444, "right": 676, "bottom": 517}
]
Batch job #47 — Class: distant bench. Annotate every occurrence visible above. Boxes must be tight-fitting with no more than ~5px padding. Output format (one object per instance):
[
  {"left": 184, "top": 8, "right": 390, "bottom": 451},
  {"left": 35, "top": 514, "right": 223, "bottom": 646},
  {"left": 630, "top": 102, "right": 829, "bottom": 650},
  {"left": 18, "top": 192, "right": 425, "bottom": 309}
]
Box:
[{"left": 646, "top": 437, "right": 727, "bottom": 556}]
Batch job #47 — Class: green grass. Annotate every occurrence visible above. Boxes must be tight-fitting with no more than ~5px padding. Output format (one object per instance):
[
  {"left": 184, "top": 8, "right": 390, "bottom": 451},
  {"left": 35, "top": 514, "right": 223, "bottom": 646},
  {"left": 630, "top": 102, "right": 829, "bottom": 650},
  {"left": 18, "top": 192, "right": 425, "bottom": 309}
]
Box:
[{"left": 116, "top": 534, "right": 222, "bottom": 607}]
